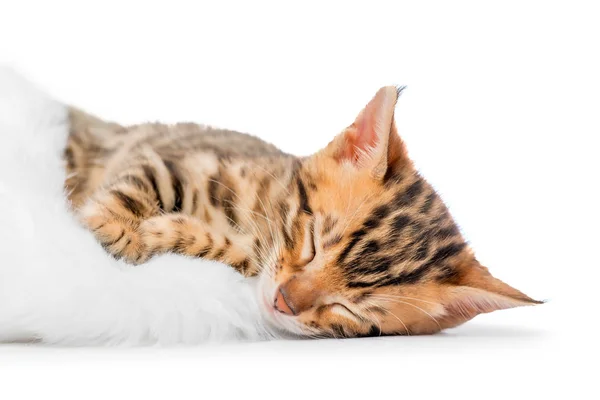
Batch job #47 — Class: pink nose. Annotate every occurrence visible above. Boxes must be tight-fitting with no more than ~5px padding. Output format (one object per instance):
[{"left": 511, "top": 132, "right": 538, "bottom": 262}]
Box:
[{"left": 274, "top": 287, "right": 295, "bottom": 316}]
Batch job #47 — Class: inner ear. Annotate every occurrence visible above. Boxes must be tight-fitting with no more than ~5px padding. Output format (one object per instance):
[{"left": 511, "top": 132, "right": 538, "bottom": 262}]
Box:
[
  {"left": 328, "top": 86, "right": 409, "bottom": 180},
  {"left": 344, "top": 88, "right": 396, "bottom": 164}
]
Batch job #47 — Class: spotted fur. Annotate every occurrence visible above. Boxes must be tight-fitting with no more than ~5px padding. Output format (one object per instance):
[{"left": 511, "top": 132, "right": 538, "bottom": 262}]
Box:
[{"left": 64, "top": 87, "right": 541, "bottom": 338}]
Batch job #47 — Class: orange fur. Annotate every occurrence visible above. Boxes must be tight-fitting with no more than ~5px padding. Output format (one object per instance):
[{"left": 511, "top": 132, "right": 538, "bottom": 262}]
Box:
[{"left": 65, "top": 87, "right": 541, "bottom": 338}]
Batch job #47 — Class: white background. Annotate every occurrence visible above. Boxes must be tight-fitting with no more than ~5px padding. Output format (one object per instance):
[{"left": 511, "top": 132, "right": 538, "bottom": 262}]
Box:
[{"left": 1, "top": 0, "right": 598, "bottom": 399}]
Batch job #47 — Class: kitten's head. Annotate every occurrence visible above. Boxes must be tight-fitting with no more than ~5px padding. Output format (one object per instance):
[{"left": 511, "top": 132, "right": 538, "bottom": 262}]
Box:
[{"left": 258, "top": 86, "right": 541, "bottom": 337}]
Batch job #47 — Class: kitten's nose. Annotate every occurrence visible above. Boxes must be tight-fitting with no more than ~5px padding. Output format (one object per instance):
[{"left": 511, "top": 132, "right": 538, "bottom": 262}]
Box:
[{"left": 274, "top": 287, "right": 296, "bottom": 316}]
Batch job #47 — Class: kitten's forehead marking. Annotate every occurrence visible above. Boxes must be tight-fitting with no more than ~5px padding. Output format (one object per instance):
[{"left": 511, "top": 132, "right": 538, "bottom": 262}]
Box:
[{"left": 333, "top": 174, "right": 467, "bottom": 290}]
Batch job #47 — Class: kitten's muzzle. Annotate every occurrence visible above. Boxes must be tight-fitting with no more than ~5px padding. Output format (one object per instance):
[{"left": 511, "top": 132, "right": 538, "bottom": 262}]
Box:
[{"left": 273, "top": 275, "right": 321, "bottom": 316}]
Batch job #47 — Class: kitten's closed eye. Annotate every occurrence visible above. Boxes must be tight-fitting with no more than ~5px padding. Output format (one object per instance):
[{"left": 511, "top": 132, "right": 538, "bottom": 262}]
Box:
[
  {"left": 298, "top": 218, "right": 316, "bottom": 265},
  {"left": 327, "top": 303, "right": 361, "bottom": 322}
]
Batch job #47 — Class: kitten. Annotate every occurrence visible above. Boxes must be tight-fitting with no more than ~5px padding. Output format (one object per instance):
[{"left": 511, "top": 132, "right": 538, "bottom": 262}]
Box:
[{"left": 64, "top": 87, "right": 541, "bottom": 337}]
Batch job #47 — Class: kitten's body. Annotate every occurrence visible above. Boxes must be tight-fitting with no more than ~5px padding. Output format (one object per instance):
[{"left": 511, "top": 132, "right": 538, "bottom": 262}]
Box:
[
  {"left": 66, "top": 88, "right": 540, "bottom": 338},
  {"left": 67, "top": 108, "right": 296, "bottom": 275}
]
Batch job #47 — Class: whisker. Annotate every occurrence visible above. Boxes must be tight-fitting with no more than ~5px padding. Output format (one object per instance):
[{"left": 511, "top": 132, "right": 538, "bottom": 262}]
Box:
[
  {"left": 361, "top": 301, "right": 383, "bottom": 337},
  {"left": 203, "top": 177, "right": 279, "bottom": 273},
  {"left": 370, "top": 294, "right": 440, "bottom": 306},
  {"left": 248, "top": 161, "right": 291, "bottom": 196},
  {"left": 365, "top": 300, "right": 411, "bottom": 335},
  {"left": 374, "top": 297, "right": 441, "bottom": 331},
  {"left": 340, "top": 192, "right": 376, "bottom": 239}
]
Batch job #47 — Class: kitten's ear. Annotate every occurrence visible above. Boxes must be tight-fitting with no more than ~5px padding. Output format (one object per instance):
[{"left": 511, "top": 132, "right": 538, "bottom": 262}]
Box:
[
  {"left": 440, "top": 262, "right": 543, "bottom": 328},
  {"left": 324, "top": 86, "right": 410, "bottom": 180}
]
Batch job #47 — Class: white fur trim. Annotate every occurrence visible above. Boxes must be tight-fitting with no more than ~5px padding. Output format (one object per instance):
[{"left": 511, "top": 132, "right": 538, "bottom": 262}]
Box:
[{"left": 0, "top": 67, "right": 274, "bottom": 346}]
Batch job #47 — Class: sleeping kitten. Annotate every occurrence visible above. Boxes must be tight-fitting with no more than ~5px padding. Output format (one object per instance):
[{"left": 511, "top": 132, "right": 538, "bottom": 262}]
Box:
[{"left": 64, "top": 87, "right": 541, "bottom": 337}]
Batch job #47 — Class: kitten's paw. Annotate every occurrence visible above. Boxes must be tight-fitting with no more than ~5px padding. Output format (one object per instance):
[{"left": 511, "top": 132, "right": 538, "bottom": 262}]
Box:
[
  {"left": 139, "top": 215, "right": 177, "bottom": 253},
  {"left": 97, "top": 221, "right": 148, "bottom": 264},
  {"left": 140, "top": 214, "right": 211, "bottom": 257},
  {"left": 80, "top": 203, "right": 149, "bottom": 264}
]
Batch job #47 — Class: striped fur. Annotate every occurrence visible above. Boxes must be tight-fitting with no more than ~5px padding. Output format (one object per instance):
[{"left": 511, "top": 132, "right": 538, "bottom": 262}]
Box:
[{"left": 65, "top": 87, "right": 540, "bottom": 338}]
